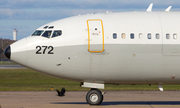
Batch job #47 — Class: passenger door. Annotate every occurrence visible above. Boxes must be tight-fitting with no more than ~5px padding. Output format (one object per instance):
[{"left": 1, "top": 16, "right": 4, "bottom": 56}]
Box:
[{"left": 87, "top": 19, "right": 104, "bottom": 53}]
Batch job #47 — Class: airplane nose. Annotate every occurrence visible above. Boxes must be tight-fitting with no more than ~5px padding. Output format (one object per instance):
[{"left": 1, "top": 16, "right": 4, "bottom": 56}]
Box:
[{"left": 4, "top": 46, "right": 11, "bottom": 59}]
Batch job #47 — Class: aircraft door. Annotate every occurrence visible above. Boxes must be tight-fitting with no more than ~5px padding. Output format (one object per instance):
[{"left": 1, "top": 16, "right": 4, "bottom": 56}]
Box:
[{"left": 87, "top": 19, "right": 104, "bottom": 53}]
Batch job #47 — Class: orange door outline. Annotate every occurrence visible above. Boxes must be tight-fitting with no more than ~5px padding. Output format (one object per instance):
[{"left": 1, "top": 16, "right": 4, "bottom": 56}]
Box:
[{"left": 87, "top": 19, "right": 104, "bottom": 53}]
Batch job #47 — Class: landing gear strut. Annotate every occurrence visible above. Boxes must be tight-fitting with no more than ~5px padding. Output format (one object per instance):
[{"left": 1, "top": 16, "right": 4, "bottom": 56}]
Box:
[{"left": 86, "top": 88, "right": 103, "bottom": 105}]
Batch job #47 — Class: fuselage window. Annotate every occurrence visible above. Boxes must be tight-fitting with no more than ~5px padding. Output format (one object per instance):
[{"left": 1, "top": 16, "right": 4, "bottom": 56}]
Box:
[
  {"left": 113, "top": 33, "right": 117, "bottom": 39},
  {"left": 121, "top": 33, "right": 126, "bottom": 39},
  {"left": 130, "top": 33, "right": 134, "bottom": 39},
  {"left": 166, "top": 33, "right": 170, "bottom": 39},
  {"left": 173, "top": 34, "right": 178, "bottom": 40},
  {"left": 147, "top": 33, "right": 151, "bottom": 39},
  {"left": 52, "top": 30, "right": 62, "bottom": 38},
  {"left": 42, "top": 31, "right": 52, "bottom": 38},
  {"left": 156, "top": 33, "right": 160, "bottom": 39},
  {"left": 31, "top": 30, "right": 44, "bottom": 36},
  {"left": 139, "top": 33, "right": 143, "bottom": 39}
]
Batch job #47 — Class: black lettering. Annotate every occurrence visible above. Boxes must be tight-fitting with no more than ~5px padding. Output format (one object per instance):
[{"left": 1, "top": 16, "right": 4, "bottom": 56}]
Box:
[
  {"left": 36, "top": 46, "right": 54, "bottom": 54},
  {"left": 48, "top": 46, "right": 54, "bottom": 54},
  {"left": 42, "top": 46, "right": 47, "bottom": 54},
  {"left": 36, "top": 46, "right": 41, "bottom": 54}
]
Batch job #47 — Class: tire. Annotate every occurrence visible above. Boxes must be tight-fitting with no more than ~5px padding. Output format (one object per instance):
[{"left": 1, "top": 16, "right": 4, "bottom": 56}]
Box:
[{"left": 86, "top": 89, "right": 103, "bottom": 105}]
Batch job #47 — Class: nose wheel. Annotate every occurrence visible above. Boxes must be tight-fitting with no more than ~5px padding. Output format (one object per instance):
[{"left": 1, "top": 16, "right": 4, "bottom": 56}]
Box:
[{"left": 86, "top": 89, "right": 103, "bottom": 105}]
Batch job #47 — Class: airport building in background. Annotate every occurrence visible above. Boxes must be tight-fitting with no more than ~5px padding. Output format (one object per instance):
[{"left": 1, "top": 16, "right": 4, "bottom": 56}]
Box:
[{"left": 13, "top": 28, "right": 18, "bottom": 41}]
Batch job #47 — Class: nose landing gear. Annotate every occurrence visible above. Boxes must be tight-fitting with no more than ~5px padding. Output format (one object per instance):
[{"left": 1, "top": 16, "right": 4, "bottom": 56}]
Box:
[{"left": 86, "top": 88, "right": 104, "bottom": 105}]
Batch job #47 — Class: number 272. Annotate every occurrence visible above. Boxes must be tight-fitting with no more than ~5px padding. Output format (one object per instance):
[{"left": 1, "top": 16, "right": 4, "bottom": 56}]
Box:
[{"left": 36, "top": 46, "right": 54, "bottom": 54}]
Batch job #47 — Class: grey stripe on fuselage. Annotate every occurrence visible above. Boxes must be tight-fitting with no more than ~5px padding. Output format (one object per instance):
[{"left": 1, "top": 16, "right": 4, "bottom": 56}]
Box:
[{"left": 15, "top": 44, "right": 180, "bottom": 84}]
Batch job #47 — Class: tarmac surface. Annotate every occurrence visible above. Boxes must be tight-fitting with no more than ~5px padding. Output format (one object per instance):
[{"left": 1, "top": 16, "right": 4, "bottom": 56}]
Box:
[
  {"left": 0, "top": 65, "right": 25, "bottom": 69},
  {"left": 1, "top": 91, "right": 180, "bottom": 108}
]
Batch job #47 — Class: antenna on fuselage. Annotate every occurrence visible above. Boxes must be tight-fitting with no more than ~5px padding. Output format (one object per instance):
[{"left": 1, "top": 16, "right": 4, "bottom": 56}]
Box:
[
  {"left": 146, "top": 3, "right": 153, "bottom": 12},
  {"left": 165, "top": 6, "right": 172, "bottom": 12}
]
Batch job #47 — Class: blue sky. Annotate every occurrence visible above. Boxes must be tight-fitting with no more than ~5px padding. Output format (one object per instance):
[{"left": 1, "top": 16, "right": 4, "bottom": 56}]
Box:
[{"left": 1, "top": 0, "right": 180, "bottom": 40}]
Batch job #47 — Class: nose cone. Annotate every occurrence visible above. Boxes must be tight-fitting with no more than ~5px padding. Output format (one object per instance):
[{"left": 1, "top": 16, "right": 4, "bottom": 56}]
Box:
[{"left": 4, "top": 46, "right": 11, "bottom": 59}]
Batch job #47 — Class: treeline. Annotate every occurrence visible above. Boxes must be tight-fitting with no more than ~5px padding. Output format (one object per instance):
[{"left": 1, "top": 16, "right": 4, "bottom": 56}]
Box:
[{"left": 0, "top": 38, "right": 16, "bottom": 59}]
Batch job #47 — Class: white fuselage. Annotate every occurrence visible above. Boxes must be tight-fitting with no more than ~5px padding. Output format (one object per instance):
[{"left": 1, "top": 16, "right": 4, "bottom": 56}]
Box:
[{"left": 9, "top": 11, "right": 180, "bottom": 85}]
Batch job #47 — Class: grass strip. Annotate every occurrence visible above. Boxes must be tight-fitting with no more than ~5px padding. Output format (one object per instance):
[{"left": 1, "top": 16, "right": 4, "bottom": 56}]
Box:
[{"left": 0, "top": 69, "right": 180, "bottom": 91}]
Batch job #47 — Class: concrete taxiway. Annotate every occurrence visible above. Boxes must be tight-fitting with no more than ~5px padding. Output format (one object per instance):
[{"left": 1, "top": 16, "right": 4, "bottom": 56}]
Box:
[
  {"left": 0, "top": 91, "right": 180, "bottom": 108},
  {"left": 0, "top": 65, "right": 25, "bottom": 69}
]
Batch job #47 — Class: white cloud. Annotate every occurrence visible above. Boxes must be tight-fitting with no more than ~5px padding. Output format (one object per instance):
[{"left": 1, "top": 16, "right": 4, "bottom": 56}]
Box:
[
  {"left": 1, "top": 0, "right": 180, "bottom": 39},
  {"left": 0, "top": 9, "right": 24, "bottom": 19},
  {"left": 1, "top": 0, "right": 180, "bottom": 9}
]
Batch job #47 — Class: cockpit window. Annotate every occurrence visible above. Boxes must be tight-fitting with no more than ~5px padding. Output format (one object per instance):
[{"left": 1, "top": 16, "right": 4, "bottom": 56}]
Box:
[
  {"left": 52, "top": 30, "right": 62, "bottom": 38},
  {"left": 49, "top": 26, "right": 54, "bottom": 29},
  {"left": 31, "top": 30, "right": 44, "bottom": 36},
  {"left": 42, "top": 31, "right": 52, "bottom": 38},
  {"left": 43, "top": 26, "right": 48, "bottom": 29}
]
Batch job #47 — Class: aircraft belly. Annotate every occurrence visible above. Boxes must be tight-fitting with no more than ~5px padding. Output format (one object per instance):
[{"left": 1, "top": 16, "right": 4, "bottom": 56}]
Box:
[
  {"left": 25, "top": 44, "right": 180, "bottom": 84},
  {"left": 11, "top": 51, "right": 27, "bottom": 67},
  {"left": 61, "top": 44, "right": 180, "bottom": 84},
  {"left": 26, "top": 46, "right": 65, "bottom": 77},
  {"left": 163, "top": 44, "right": 180, "bottom": 55}
]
